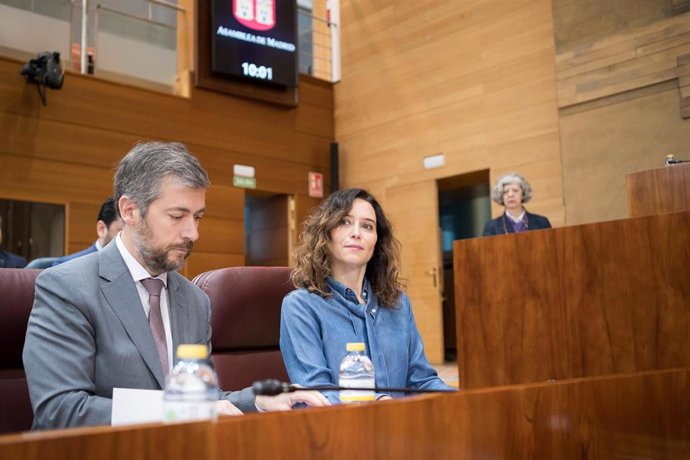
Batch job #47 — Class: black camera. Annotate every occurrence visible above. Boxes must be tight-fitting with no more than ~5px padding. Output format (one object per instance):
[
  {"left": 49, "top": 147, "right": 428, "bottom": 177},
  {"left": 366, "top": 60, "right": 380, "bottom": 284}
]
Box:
[
  {"left": 21, "top": 51, "right": 64, "bottom": 89},
  {"left": 20, "top": 51, "right": 64, "bottom": 106},
  {"left": 20, "top": 51, "right": 64, "bottom": 105}
]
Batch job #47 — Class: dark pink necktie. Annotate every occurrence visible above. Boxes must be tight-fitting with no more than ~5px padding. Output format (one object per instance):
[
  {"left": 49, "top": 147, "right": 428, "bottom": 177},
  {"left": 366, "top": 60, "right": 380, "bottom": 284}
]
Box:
[{"left": 141, "top": 278, "right": 168, "bottom": 376}]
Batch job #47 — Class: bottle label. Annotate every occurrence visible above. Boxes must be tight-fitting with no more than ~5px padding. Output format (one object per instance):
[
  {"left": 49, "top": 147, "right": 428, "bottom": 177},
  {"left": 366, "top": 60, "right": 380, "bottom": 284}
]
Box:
[
  {"left": 339, "top": 391, "right": 376, "bottom": 403},
  {"left": 339, "top": 377, "right": 375, "bottom": 404},
  {"left": 162, "top": 401, "right": 217, "bottom": 422}
]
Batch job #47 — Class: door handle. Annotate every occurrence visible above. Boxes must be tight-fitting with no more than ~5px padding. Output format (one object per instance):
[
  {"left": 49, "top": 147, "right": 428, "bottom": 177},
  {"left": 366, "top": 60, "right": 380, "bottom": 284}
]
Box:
[{"left": 425, "top": 267, "right": 437, "bottom": 287}]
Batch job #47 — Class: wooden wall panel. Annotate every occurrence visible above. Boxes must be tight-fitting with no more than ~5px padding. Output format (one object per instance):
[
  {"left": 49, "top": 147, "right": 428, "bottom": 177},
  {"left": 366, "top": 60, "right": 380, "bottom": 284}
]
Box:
[
  {"left": 0, "top": 54, "right": 333, "bottom": 278},
  {"left": 454, "top": 211, "right": 690, "bottom": 389},
  {"left": 203, "top": 186, "right": 244, "bottom": 220},
  {"left": 194, "top": 217, "right": 243, "bottom": 254},
  {"left": 552, "top": 0, "right": 674, "bottom": 52},
  {"left": 555, "top": 13, "right": 690, "bottom": 226},
  {"left": 0, "top": 155, "right": 114, "bottom": 203},
  {"left": 336, "top": 0, "right": 563, "bottom": 359},
  {"left": 195, "top": 143, "right": 330, "bottom": 195},
  {"left": 681, "top": 53, "right": 690, "bottom": 117},
  {"left": 336, "top": 2, "right": 563, "bottom": 229},
  {"left": 66, "top": 202, "right": 100, "bottom": 253},
  {"left": 0, "top": 66, "right": 333, "bottom": 168},
  {"left": 556, "top": 13, "right": 690, "bottom": 108},
  {"left": 1, "top": 112, "right": 132, "bottom": 169},
  {"left": 560, "top": 82, "right": 690, "bottom": 225}
]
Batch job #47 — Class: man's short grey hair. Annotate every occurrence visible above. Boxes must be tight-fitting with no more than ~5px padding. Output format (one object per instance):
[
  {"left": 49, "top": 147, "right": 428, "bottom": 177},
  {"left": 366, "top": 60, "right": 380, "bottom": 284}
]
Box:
[
  {"left": 491, "top": 172, "right": 532, "bottom": 205},
  {"left": 114, "top": 141, "right": 210, "bottom": 217}
]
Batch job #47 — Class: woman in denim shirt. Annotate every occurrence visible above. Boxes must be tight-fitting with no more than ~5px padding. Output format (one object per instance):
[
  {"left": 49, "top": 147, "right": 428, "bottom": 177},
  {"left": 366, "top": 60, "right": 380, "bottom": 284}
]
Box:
[{"left": 280, "top": 188, "right": 454, "bottom": 403}]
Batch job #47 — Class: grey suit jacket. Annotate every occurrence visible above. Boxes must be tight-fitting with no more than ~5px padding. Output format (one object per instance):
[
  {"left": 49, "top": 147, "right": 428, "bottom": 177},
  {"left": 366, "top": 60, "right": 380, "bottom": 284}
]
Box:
[{"left": 23, "top": 242, "right": 256, "bottom": 430}]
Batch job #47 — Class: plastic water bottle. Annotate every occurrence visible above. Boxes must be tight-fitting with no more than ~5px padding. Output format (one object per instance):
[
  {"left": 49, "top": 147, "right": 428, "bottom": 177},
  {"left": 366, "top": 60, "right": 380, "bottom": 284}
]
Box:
[
  {"left": 162, "top": 344, "right": 219, "bottom": 422},
  {"left": 338, "top": 342, "right": 375, "bottom": 403}
]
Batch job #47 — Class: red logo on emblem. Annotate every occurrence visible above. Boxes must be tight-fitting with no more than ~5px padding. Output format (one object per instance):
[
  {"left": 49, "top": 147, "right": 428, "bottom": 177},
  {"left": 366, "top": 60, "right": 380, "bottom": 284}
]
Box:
[{"left": 233, "top": 0, "right": 276, "bottom": 31}]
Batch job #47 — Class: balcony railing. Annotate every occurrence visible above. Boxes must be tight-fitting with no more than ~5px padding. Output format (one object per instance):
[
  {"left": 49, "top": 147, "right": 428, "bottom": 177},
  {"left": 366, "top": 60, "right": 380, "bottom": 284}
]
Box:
[{"left": 0, "top": 0, "right": 339, "bottom": 94}]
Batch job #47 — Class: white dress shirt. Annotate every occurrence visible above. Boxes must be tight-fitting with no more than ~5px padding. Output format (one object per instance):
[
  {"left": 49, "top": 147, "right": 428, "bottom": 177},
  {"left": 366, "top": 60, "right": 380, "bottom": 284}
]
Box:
[{"left": 115, "top": 234, "right": 173, "bottom": 371}]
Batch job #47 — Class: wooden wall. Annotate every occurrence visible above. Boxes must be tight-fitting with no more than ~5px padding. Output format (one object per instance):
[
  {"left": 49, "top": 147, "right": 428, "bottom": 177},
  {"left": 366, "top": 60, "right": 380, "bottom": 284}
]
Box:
[
  {"left": 334, "top": 2, "right": 690, "bottom": 360},
  {"left": 336, "top": 0, "right": 564, "bottom": 222},
  {"left": 551, "top": 0, "right": 674, "bottom": 51},
  {"left": 556, "top": 11, "right": 690, "bottom": 225},
  {"left": 0, "top": 56, "right": 332, "bottom": 278},
  {"left": 335, "top": 0, "right": 564, "bottom": 362}
]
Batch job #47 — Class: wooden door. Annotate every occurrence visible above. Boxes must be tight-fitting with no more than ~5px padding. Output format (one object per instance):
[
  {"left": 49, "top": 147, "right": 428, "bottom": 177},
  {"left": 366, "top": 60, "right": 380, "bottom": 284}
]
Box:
[
  {"left": 385, "top": 180, "right": 444, "bottom": 364},
  {"left": 245, "top": 194, "right": 289, "bottom": 266}
]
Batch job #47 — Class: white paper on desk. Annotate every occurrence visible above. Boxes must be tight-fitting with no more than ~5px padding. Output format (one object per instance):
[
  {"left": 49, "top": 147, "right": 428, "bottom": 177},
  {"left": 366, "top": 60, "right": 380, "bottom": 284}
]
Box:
[{"left": 111, "top": 388, "right": 164, "bottom": 426}]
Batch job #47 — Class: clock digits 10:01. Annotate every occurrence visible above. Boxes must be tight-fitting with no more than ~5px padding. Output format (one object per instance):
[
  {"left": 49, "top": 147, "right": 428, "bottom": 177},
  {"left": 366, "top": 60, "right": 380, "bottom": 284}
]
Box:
[{"left": 241, "top": 62, "right": 273, "bottom": 80}]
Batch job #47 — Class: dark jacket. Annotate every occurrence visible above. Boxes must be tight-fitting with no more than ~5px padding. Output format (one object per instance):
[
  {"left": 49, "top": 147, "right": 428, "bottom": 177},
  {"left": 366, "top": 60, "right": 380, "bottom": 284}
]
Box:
[
  {"left": 0, "top": 249, "right": 27, "bottom": 268},
  {"left": 52, "top": 242, "right": 98, "bottom": 267},
  {"left": 482, "top": 210, "right": 551, "bottom": 236}
]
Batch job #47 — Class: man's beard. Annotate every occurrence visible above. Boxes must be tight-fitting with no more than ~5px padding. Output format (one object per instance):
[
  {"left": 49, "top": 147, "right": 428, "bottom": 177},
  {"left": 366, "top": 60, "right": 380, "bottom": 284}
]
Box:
[{"left": 132, "top": 219, "right": 194, "bottom": 274}]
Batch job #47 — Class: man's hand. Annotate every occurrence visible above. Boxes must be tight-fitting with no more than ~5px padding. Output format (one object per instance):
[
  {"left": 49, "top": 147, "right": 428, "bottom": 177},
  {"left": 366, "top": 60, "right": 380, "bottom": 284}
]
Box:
[
  {"left": 255, "top": 390, "right": 331, "bottom": 412},
  {"left": 216, "top": 400, "right": 243, "bottom": 416}
]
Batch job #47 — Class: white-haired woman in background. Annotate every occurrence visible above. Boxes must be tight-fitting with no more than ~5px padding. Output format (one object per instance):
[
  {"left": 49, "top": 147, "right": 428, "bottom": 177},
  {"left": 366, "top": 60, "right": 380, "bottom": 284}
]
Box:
[{"left": 482, "top": 172, "right": 551, "bottom": 236}]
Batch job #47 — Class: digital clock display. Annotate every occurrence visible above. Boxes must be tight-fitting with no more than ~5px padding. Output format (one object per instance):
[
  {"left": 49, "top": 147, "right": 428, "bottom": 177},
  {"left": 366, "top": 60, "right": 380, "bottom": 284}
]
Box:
[
  {"left": 241, "top": 62, "right": 273, "bottom": 80},
  {"left": 211, "top": 0, "right": 298, "bottom": 88}
]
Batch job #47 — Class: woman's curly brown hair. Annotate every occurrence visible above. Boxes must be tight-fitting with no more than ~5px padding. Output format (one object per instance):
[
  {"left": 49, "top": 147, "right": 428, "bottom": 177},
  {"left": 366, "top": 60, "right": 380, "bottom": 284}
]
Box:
[{"left": 291, "top": 188, "right": 405, "bottom": 307}]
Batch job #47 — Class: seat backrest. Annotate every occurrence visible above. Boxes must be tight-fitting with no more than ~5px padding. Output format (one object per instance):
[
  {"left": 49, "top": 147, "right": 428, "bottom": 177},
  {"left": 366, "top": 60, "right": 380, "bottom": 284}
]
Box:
[
  {"left": 192, "top": 266, "right": 293, "bottom": 390},
  {"left": 0, "top": 268, "right": 41, "bottom": 434}
]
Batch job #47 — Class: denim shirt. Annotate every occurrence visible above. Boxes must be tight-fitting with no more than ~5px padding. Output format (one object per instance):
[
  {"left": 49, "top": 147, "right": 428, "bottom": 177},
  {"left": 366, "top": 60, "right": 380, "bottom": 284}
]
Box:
[{"left": 280, "top": 277, "right": 454, "bottom": 403}]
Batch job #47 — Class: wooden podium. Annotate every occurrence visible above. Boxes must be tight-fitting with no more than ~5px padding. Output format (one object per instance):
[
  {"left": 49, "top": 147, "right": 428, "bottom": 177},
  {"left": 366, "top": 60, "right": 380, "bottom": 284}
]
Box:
[
  {"left": 447, "top": 165, "right": 690, "bottom": 458},
  {"left": 627, "top": 162, "right": 690, "bottom": 217},
  {"left": 453, "top": 211, "right": 690, "bottom": 389}
]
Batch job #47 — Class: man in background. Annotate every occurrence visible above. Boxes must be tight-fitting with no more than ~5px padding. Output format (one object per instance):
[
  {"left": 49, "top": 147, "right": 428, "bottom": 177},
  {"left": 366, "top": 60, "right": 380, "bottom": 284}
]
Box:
[
  {"left": 52, "top": 197, "right": 123, "bottom": 266},
  {"left": 0, "top": 215, "right": 27, "bottom": 268}
]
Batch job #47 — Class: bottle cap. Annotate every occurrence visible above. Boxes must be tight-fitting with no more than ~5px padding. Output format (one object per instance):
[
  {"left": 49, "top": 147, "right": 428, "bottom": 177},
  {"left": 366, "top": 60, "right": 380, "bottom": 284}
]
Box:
[
  {"left": 176, "top": 344, "right": 209, "bottom": 360},
  {"left": 346, "top": 342, "right": 366, "bottom": 352}
]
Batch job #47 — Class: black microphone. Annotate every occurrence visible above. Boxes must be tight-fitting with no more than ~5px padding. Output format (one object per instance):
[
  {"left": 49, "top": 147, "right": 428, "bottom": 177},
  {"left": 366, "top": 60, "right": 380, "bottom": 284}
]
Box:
[
  {"left": 666, "top": 154, "right": 690, "bottom": 165},
  {"left": 252, "top": 379, "right": 456, "bottom": 397},
  {"left": 252, "top": 379, "right": 293, "bottom": 396}
]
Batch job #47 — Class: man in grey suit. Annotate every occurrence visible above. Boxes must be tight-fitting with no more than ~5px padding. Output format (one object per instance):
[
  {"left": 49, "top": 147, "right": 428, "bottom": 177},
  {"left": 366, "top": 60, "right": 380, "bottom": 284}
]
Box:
[{"left": 23, "top": 142, "right": 328, "bottom": 430}]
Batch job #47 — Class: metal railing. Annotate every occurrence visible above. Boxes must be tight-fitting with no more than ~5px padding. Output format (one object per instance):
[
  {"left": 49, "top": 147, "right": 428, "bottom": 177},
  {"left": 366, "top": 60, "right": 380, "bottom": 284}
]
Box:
[
  {"left": 1, "top": 0, "right": 340, "bottom": 90},
  {"left": 298, "top": 12, "right": 337, "bottom": 81},
  {"left": 91, "top": 1, "right": 180, "bottom": 87}
]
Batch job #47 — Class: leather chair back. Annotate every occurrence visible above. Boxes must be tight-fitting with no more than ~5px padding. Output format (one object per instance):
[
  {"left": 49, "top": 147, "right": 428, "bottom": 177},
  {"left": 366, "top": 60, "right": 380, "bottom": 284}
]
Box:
[
  {"left": 192, "top": 266, "right": 293, "bottom": 390},
  {"left": 0, "top": 268, "right": 40, "bottom": 433}
]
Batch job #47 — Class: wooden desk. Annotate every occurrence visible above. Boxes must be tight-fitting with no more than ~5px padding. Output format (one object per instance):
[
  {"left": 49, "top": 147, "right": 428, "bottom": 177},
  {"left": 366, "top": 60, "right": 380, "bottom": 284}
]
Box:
[
  {"left": 0, "top": 420, "right": 213, "bottom": 460},
  {"left": 1, "top": 369, "right": 688, "bottom": 459},
  {"left": 454, "top": 211, "right": 690, "bottom": 389}
]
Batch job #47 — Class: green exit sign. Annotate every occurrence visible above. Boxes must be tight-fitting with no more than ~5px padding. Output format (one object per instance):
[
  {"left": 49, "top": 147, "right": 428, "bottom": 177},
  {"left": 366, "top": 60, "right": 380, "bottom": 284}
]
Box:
[{"left": 233, "top": 176, "right": 256, "bottom": 189}]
